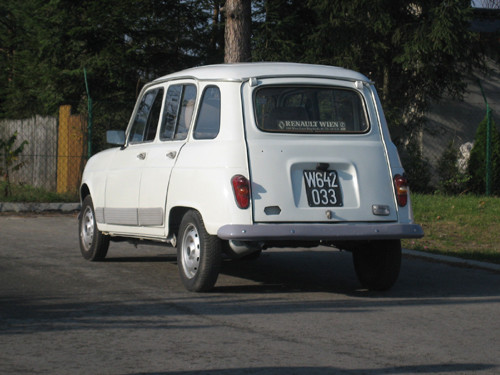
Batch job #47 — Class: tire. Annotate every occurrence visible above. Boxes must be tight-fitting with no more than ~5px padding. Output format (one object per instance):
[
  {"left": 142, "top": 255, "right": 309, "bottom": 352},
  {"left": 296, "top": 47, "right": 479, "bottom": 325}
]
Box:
[
  {"left": 352, "top": 240, "right": 401, "bottom": 291},
  {"left": 177, "top": 210, "right": 222, "bottom": 292},
  {"left": 79, "top": 195, "right": 109, "bottom": 261}
]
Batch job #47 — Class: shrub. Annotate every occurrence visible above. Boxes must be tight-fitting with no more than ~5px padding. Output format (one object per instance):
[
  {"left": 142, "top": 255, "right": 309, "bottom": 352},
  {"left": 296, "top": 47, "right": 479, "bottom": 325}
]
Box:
[
  {"left": 436, "top": 141, "right": 470, "bottom": 195},
  {"left": 400, "top": 137, "right": 433, "bottom": 193},
  {"left": 467, "top": 115, "right": 500, "bottom": 195}
]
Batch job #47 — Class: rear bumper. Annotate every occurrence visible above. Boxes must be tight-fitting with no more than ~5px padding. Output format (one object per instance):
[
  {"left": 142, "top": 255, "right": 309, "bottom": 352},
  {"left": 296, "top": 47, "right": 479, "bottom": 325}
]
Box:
[{"left": 217, "top": 222, "right": 424, "bottom": 241}]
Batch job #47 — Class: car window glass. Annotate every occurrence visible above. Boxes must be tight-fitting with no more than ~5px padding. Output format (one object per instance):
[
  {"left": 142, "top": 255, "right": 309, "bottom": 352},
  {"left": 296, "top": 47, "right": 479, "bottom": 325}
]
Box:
[
  {"left": 160, "top": 84, "right": 197, "bottom": 141},
  {"left": 254, "top": 86, "right": 369, "bottom": 133},
  {"left": 174, "top": 85, "right": 197, "bottom": 140},
  {"left": 128, "top": 88, "right": 164, "bottom": 143},
  {"left": 193, "top": 86, "right": 221, "bottom": 140}
]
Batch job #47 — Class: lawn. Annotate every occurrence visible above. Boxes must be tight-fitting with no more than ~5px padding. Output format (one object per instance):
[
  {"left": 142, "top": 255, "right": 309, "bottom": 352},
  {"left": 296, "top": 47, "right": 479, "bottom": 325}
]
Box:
[
  {"left": 0, "top": 182, "right": 78, "bottom": 203},
  {"left": 403, "top": 194, "right": 500, "bottom": 264}
]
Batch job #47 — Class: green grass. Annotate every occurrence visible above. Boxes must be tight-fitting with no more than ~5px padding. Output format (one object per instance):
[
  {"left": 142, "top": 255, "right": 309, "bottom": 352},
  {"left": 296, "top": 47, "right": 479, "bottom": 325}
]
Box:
[
  {"left": 403, "top": 194, "right": 500, "bottom": 264},
  {"left": 0, "top": 182, "right": 78, "bottom": 203}
]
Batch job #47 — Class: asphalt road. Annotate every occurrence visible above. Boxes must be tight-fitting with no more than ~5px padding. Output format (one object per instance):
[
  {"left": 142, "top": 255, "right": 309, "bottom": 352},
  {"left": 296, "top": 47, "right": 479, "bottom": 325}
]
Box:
[{"left": 0, "top": 213, "right": 499, "bottom": 375}]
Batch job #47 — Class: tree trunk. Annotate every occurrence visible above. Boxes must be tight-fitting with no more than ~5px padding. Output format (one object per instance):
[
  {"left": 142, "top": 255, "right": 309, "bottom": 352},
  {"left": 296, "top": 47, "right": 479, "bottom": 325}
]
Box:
[{"left": 224, "top": 0, "right": 251, "bottom": 63}]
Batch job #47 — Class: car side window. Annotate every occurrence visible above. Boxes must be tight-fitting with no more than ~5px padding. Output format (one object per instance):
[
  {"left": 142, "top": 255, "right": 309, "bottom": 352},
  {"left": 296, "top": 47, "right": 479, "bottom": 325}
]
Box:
[
  {"left": 160, "top": 84, "right": 197, "bottom": 141},
  {"left": 128, "top": 88, "right": 164, "bottom": 143},
  {"left": 193, "top": 86, "right": 221, "bottom": 140}
]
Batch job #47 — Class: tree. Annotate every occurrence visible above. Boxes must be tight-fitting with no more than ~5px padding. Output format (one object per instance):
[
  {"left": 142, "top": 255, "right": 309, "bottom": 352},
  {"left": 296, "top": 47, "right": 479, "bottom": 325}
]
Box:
[
  {"left": 252, "top": 0, "right": 315, "bottom": 62},
  {"left": 0, "top": 132, "right": 28, "bottom": 197},
  {"left": 0, "top": 0, "right": 213, "bottom": 120},
  {"left": 305, "top": 0, "right": 482, "bottom": 139},
  {"left": 224, "top": 0, "right": 251, "bottom": 63}
]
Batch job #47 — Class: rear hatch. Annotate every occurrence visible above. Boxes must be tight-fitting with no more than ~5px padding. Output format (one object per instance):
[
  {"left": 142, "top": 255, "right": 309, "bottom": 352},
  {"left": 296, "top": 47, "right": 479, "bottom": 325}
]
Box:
[{"left": 242, "top": 78, "right": 398, "bottom": 223}]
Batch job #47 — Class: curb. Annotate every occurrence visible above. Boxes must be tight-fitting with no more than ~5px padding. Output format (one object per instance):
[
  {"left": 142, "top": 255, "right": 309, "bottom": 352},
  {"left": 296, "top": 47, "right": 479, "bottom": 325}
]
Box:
[
  {"left": 403, "top": 248, "right": 500, "bottom": 273},
  {"left": 0, "top": 202, "right": 80, "bottom": 213}
]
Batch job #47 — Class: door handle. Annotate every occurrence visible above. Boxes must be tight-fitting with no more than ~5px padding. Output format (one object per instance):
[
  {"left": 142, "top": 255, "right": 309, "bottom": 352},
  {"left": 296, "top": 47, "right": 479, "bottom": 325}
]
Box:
[
  {"left": 166, "top": 151, "right": 177, "bottom": 159},
  {"left": 137, "top": 152, "right": 146, "bottom": 160}
]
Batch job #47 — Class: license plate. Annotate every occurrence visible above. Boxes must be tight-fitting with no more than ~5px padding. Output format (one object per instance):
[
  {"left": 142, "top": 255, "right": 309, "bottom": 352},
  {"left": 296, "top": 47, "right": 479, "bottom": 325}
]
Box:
[{"left": 303, "top": 170, "right": 343, "bottom": 207}]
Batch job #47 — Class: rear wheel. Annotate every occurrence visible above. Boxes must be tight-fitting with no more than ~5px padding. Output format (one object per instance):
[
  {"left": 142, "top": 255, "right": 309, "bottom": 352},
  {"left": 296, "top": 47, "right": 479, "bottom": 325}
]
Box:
[
  {"left": 177, "top": 210, "right": 221, "bottom": 292},
  {"left": 352, "top": 240, "right": 401, "bottom": 291},
  {"left": 79, "top": 195, "right": 109, "bottom": 261}
]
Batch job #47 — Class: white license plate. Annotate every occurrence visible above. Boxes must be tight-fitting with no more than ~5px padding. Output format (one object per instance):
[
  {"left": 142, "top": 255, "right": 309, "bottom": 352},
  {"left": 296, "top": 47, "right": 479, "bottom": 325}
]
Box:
[{"left": 303, "top": 170, "right": 343, "bottom": 207}]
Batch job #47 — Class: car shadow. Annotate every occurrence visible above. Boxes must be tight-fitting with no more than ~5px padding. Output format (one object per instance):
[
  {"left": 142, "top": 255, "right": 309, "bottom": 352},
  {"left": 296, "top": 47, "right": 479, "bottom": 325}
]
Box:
[{"left": 100, "top": 243, "right": 500, "bottom": 299}]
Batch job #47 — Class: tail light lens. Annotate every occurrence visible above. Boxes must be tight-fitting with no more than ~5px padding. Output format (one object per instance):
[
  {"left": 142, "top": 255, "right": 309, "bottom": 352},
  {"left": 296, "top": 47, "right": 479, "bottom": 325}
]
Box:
[
  {"left": 232, "top": 175, "right": 250, "bottom": 209},
  {"left": 393, "top": 174, "right": 408, "bottom": 207}
]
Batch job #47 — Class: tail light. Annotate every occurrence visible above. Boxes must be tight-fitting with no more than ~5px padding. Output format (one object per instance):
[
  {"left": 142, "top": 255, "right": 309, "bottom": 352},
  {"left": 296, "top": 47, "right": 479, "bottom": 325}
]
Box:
[
  {"left": 231, "top": 175, "right": 250, "bottom": 209},
  {"left": 394, "top": 174, "right": 408, "bottom": 207}
]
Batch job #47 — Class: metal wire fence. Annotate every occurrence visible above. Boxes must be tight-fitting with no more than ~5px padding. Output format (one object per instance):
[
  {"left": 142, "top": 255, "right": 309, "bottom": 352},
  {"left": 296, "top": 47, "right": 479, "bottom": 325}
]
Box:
[{"left": 0, "top": 106, "right": 88, "bottom": 199}]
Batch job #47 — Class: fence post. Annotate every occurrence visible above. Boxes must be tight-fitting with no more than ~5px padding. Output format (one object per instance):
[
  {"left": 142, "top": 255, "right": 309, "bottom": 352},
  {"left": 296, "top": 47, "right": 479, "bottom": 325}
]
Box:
[
  {"left": 57, "top": 105, "right": 87, "bottom": 194},
  {"left": 84, "top": 67, "right": 92, "bottom": 158},
  {"left": 478, "top": 80, "right": 492, "bottom": 196}
]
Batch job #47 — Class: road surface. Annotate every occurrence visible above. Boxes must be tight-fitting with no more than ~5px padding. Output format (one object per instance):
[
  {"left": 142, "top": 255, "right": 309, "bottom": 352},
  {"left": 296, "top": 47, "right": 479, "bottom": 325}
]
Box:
[{"left": 0, "top": 213, "right": 499, "bottom": 374}]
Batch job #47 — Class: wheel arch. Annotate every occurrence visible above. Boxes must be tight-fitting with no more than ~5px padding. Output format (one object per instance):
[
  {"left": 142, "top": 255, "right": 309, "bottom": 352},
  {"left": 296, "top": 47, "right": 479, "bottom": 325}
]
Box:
[
  {"left": 80, "top": 183, "right": 91, "bottom": 202},
  {"left": 167, "top": 206, "right": 193, "bottom": 238}
]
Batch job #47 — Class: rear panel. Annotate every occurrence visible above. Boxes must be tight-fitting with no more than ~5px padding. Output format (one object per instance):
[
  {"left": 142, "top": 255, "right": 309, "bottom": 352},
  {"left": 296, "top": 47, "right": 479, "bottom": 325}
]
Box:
[{"left": 242, "top": 78, "right": 398, "bottom": 224}]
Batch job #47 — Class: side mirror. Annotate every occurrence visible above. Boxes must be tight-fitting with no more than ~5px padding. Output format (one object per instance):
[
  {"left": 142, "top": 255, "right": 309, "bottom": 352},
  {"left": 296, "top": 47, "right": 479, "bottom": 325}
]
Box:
[{"left": 106, "top": 130, "right": 126, "bottom": 146}]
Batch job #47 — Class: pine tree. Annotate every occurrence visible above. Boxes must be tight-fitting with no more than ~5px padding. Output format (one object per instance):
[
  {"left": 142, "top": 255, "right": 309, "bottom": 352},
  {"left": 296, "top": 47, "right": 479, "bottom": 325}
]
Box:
[{"left": 224, "top": 0, "right": 251, "bottom": 63}]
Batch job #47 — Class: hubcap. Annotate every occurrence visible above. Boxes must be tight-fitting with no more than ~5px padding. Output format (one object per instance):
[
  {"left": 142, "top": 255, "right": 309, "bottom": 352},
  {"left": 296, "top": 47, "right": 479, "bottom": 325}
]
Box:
[
  {"left": 81, "top": 206, "right": 95, "bottom": 251},
  {"left": 181, "top": 224, "right": 200, "bottom": 279}
]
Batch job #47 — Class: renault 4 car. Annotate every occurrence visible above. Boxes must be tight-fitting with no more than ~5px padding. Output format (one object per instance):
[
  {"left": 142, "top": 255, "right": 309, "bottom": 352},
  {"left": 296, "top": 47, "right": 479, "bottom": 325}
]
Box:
[{"left": 79, "top": 62, "right": 423, "bottom": 292}]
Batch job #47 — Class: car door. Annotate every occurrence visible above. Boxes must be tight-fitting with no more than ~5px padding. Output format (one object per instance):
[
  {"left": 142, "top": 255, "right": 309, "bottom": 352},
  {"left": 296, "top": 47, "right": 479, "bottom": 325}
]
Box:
[
  {"left": 104, "top": 87, "right": 164, "bottom": 228},
  {"left": 137, "top": 83, "right": 197, "bottom": 234}
]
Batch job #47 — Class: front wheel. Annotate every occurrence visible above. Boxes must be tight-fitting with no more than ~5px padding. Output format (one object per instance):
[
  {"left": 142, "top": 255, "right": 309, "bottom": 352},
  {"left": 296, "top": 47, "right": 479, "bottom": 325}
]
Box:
[
  {"left": 79, "top": 195, "right": 109, "bottom": 261},
  {"left": 177, "top": 210, "right": 222, "bottom": 292},
  {"left": 352, "top": 240, "right": 401, "bottom": 291}
]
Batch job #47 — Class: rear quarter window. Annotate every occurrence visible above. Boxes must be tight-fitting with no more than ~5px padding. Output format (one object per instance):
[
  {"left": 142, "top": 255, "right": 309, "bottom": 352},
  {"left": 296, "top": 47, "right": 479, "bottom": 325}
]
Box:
[
  {"left": 193, "top": 86, "right": 221, "bottom": 140},
  {"left": 254, "top": 86, "right": 369, "bottom": 134}
]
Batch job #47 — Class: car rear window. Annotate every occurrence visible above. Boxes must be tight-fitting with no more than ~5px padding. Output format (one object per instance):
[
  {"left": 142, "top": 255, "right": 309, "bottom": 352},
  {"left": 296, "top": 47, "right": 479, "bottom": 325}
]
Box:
[{"left": 254, "top": 86, "right": 369, "bottom": 133}]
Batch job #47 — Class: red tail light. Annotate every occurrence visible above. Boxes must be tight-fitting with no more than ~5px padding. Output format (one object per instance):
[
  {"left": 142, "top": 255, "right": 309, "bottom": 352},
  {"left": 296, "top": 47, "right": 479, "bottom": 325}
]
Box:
[
  {"left": 394, "top": 174, "right": 408, "bottom": 207},
  {"left": 232, "top": 175, "right": 250, "bottom": 209}
]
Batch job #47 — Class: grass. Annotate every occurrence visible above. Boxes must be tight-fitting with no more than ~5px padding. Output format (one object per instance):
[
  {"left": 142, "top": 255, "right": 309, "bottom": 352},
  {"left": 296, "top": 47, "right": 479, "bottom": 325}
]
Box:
[
  {"left": 0, "top": 182, "right": 79, "bottom": 203},
  {"left": 403, "top": 193, "right": 500, "bottom": 264}
]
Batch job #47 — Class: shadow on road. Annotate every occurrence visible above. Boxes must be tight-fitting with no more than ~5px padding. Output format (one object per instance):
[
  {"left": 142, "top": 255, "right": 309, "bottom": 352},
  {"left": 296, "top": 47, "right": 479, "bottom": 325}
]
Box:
[{"left": 127, "top": 363, "right": 497, "bottom": 375}]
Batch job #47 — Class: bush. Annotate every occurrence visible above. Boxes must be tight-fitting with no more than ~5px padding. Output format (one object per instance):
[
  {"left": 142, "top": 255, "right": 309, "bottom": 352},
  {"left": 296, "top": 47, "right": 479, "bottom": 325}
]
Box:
[
  {"left": 436, "top": 141, "right": 470, "bottom": 195},
  {"left": 467, "top": 115, "right": 500, "bottom": 195},
  {"left": 400, "top": 138, "right": 433, "bottom": 193}
]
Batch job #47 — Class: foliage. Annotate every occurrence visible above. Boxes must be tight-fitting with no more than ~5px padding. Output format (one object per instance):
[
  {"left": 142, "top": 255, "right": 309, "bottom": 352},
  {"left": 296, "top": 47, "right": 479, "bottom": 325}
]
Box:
[
  {"left": 0, "top": 132, "right": 28, "bottom": 197},
  {"left": 0, "top": 0, "right": 215, "bottom": 119},
  {"left": 436, "top": 141, "right": 470, "bottom": 195},
  {"left": 0, "top": 0, "right": 487, "bottom": 160},
  {"left": 303, "top": 0, "right": 481, "bottom": 140},
  {"left": 252, "top": 0, "right": 315, "bottom": 62},
  {"left": 467, "top": 115, "right": 500, "bottom": 195},
  {"left": 402, "top": 193, "right": 500, "bottom": 264},
  {"left": 399, "top": 137, "right": 432, "bottom": 193}
]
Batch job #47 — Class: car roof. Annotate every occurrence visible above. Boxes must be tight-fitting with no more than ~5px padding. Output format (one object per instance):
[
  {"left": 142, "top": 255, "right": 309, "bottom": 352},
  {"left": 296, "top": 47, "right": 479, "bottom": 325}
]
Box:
[{"left": 152, "top": 62, "right": 370, "bottom": 84}]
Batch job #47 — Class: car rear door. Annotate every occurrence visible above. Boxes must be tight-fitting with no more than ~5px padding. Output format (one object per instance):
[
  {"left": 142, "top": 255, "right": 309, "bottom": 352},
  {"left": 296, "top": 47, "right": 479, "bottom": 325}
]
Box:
[{"left": 242, "top": 78, "right": 398, "bottom": 224}]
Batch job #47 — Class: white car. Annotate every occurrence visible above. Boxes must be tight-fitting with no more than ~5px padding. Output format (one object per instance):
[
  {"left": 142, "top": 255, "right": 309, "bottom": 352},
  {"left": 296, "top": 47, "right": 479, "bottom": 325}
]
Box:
[{"left": 79, "top": 62, "right": 423, "bottom": 292}]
